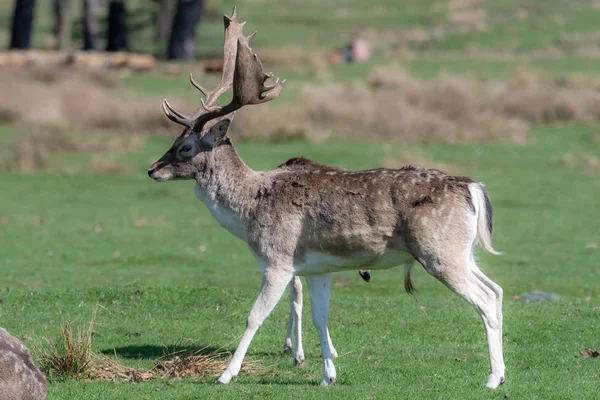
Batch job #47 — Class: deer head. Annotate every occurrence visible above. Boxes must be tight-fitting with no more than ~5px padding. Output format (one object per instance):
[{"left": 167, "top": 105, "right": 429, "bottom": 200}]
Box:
[{"left": 148, "top": 7, "right": 284, "bottom": 182}]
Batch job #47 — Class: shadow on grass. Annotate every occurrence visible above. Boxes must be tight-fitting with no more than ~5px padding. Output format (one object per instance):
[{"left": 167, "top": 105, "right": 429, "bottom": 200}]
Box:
[{"left": 100, "top": 344, "right": 229, "bottom": 360}]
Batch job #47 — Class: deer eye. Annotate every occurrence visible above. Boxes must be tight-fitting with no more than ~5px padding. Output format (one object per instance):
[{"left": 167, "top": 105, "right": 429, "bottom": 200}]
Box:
[{"left": 180, "top": 145, "right": 192, "bottom": 153}]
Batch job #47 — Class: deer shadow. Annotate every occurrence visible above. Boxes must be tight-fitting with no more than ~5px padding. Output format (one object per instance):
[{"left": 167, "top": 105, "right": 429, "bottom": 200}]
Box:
[{"left": 100, "top": 344, "right": 231, "bottom": 360}]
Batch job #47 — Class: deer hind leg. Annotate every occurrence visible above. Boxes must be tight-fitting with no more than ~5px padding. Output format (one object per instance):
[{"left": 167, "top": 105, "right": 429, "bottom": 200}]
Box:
[
  {"left": 217, "top": 267, "right": 293, "bottom": 384},
  {"left": 470, "top": 260, "right": 504, "bottom": 365},
  {"left": 285, "top": 276, "right": 337, "bottom": 363},
  {"left": 284, "top": 276, "right": 306, "bottom": 366},
  {"left": 284, "top": 280, "right": 295, "bottom": 354},
  {"left": 306, "top": 274, "right": 336, "bottom": 385},
  {"left": 418, "top": 254, "right": 504, "bottom": 389},
  {"left": 284, "top": 278, "right": 300, "bottom": 354}
]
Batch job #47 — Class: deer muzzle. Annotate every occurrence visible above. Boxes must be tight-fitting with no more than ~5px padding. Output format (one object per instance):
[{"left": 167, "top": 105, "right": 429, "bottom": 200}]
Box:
[{"left": 148, "top": 161, "right": 171, "bottom": 181}]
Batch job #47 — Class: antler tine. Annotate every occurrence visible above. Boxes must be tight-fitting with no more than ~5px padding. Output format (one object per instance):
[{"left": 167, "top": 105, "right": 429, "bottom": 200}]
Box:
[
  {"left": 162, "top": 99, "right": 193, "bottom": 128},
  {"left": 189, "top": 74, "right": 208, "bottom": 96},
  {"left": 200, "top": 98, "right": 222, "bottom": 113},
  {"left": 225, "top": 5, "right": 237, "bottom": 22}
]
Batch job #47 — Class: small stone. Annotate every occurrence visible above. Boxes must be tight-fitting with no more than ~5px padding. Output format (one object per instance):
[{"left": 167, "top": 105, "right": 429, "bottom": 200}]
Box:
[
  {"left": 581, "top": 348, "right": 599, "bottom": 358},
  {"left": 518, "top": 291, "right": 560, "bottom": 303}
]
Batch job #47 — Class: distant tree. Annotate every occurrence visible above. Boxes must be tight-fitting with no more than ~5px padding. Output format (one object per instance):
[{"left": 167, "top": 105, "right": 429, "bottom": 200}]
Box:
[
  {"left": 154, "top": 0, "right": 177, "bottom": 57},
  {"left": 167, "top": 0, "right": 203, "bottom": 60},
  {"left": 82, "top": 0, "right": 101, "bottom": 50},
  {"left": 9, "top": 0, "right": 36, "bottom": 49},
  {"left": 106, "top": 0, "right": 128, "bottom": 52},
  {"left": 54, "top": 0, "right": 72, "bottom": 51}
]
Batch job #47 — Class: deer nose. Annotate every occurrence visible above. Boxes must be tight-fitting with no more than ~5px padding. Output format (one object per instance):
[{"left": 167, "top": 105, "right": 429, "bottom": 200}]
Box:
[{"left": 148, "top": 161, "right": 161, "bottom": 178}]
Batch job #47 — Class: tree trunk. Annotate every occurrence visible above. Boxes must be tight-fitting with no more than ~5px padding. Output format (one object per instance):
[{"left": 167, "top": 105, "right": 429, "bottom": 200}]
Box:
[
  {"left": 154, "top": 0, "right": 177, "bottom": 57},
  {"left": 54, "top": 0, "right": 72, "bottom": 51},
  {"left": 167, "top": 0, "right": 203, "bottom": 60},
  {"left": 106, "top": 0, "right": 128, "bottom": 52},
  {"left": 9, "top": 0, "right": 36, "bottom": 49},
  {"left": 82, "top": 0, "right": 100, "bottom": 50}
]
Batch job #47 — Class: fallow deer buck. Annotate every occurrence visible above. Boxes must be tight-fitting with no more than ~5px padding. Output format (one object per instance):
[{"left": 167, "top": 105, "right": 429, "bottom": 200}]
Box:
[{"left": 148, "top": 8, "right": 505, "bottom": 389}]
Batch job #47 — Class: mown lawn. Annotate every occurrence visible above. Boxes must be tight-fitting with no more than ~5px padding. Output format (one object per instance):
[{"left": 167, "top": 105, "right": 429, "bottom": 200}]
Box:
[{"left": 0, "top": 125, "right": 598, "bottom": 399}]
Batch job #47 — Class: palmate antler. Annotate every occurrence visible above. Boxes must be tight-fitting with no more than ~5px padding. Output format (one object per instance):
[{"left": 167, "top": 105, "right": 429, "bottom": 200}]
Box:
[{"left": 162, "top": 7, "right": 285, "bottom": 133}]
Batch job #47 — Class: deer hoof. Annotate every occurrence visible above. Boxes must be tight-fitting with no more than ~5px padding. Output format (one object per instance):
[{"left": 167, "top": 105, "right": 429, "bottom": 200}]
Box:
[
  {"left": 320, "top": 377, "right": 336, "bottom": 386},
  {"left": 216, "top": 371, "right": 236, "bottom": 385},
  {"left": 283, "top": 339, "right": 293, "bottom": 354},
  {"left": 485, "top": 373, "right": 505, "bottom": 389},
  {"left": 293, "top": 357, "right": 306, "bottom": 367}
]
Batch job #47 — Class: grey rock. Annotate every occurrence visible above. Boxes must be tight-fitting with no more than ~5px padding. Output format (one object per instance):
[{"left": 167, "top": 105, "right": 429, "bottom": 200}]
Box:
[{"left": 0, "top": 327, "right": 47, "bottom": 400}]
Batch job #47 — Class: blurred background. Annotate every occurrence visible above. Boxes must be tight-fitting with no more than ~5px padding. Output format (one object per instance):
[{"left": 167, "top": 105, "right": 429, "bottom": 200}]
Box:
[
  {"left": 0, "top": 1, "right": 599, "bottom": 397},
  {"left": 2, "top": 0, "right": 600, "bottom": 158}
]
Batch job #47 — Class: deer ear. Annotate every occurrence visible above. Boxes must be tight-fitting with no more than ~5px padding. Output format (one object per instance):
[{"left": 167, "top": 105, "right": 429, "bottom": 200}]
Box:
[{"left": 206, "top": 118, "right": 232, "bottom": 145}]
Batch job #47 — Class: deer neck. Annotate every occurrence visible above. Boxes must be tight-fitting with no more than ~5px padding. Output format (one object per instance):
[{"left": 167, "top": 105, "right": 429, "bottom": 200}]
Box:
[{"left": 193, "top": 139, "right": 257, "bottom": 239}]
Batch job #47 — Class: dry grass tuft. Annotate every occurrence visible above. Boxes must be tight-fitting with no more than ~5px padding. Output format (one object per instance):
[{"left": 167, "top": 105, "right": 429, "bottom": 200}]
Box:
[{"left": 37, "top": 308, "right": 96, "bottom": 378}]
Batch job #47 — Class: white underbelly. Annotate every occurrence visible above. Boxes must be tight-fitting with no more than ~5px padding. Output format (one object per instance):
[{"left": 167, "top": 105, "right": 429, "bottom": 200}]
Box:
[{"left": 296, "top": 249, "right": 413, "bottom": 276}]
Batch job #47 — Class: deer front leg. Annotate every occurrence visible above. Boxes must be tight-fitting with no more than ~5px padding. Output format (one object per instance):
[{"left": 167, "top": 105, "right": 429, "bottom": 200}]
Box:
[
  {"left": 217, "top": 267, "right": 293, "bottom": 384},
  {"left": 306, "top": 274, "right": 336, "bottom": 385}
]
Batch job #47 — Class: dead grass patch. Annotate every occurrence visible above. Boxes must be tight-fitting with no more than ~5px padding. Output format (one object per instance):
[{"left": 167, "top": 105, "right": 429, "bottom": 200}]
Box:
[
  {"left": 85, "top": 155, "right": 128, "bottom": 175},
  {"left": 35, "top": 309, "right": 272, "bottom": 382},
  {"left": 154, "top": 347, "right": 271, "bottom": 380},
  {"left": 0, "top": 67, "right": 171, "bottom": 133},
  {"left": 0, "top": 129, "right": 142, "bottom": 172},
  {"left": 257, "top": 48, "right": 329, "bottom": 76},
  {"left": 447, "top": 0, "right": 487, "bottom": 31},
  {"left": 4, "top": 65, "right": 600, "bottom": 149},
  {"left": 448, "top": 9, "right": 487, "bottom": 28},
  {"left": 552, "top": 152, "right": 600, "bottom": 175},
  {"left": 448, "top": 0, "right": 484, "bottom": 10},
  {"left": 237, "top": 66, "right": 600, "bottom": 145}
]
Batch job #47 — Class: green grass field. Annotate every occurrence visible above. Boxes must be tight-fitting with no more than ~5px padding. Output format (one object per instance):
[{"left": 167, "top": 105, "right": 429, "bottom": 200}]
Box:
[
  {"left": 1, "top": 126, "right": 599, "bottom": 399},
  {"left": 1, "top": 0, "right": 600, "bottom": 398}
]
